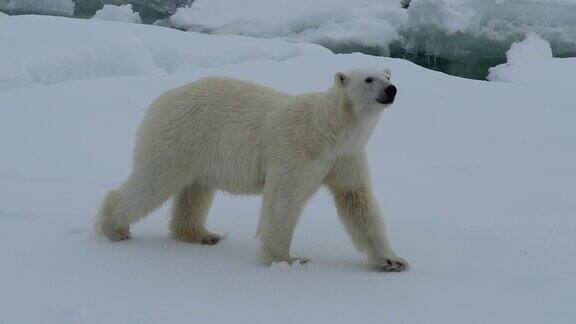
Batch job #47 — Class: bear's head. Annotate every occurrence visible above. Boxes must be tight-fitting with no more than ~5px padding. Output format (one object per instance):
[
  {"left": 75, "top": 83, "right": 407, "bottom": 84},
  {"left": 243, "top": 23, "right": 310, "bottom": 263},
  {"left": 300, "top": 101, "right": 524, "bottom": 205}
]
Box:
[{"left": 334, "top": 68, "right": 397, "bottom": 112}]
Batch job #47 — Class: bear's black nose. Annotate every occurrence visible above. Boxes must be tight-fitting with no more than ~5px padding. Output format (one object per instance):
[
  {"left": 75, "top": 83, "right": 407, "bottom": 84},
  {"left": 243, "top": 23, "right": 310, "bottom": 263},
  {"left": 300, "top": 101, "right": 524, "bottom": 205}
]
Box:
[{"left": 385, "top": 85, "right": 397, "bottom": 99}]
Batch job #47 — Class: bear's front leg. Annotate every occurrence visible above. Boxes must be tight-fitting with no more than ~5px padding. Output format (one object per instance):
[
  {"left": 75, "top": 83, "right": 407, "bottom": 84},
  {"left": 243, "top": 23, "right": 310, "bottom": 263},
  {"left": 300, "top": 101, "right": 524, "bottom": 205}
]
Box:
[
  {"left": 330, "top": 185, "right": 408, "bottom": 272},
  {"left": 256, "top": 172, "right": 312, "bottom": 266},
  {"left": 325, "top": 152, "right": 409, "bottom": 272}
]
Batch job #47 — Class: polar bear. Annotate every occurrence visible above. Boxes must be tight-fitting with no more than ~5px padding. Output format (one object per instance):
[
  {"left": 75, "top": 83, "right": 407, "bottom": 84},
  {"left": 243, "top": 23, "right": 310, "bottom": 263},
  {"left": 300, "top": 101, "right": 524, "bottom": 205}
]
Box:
[{"left": 96, "top": 68, "right": 408, "bottom": 272}]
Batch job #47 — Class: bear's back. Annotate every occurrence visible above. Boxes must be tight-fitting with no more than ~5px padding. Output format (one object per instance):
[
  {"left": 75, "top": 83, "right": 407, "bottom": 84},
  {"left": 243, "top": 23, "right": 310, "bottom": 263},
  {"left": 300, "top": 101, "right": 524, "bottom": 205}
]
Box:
[{"left": 134, "top": 77, "right": 296, "bottom": 194}]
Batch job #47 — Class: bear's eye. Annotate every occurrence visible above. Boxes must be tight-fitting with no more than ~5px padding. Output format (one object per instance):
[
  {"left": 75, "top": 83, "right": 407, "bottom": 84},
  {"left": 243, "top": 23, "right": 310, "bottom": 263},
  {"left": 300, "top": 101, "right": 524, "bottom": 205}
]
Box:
[{"left": 365, "top": 77, "right": 373, "bottom": 83}]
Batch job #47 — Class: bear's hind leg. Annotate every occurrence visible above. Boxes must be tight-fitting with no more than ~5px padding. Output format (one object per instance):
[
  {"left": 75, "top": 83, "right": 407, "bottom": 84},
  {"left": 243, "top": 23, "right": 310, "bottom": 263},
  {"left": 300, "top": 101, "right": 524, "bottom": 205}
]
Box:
[
  {"left": 169, "top": 184, "right": 220, "bottom": 245},
  {"left": 96, "top": 189, "right": 131, "bottom": 241},
  {"left": 95, "top": 172, "right": 176, "bottom": 241}
]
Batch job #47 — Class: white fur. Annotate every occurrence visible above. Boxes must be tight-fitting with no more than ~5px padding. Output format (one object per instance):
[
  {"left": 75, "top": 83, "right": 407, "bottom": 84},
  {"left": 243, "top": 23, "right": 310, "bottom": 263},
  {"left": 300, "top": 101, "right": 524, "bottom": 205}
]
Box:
[{"left": 95, "top": 68, "right": 408, "bottom": 271}]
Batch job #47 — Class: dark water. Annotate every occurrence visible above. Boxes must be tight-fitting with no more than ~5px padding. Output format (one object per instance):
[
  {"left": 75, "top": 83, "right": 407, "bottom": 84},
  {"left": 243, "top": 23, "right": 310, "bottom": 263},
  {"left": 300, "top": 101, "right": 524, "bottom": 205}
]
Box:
[
  {"left": 391, "top": 51, "right": 505, "bottom": 80},
  {"left": 321, "top": 43, "right": 509, "bottom": 80},
  {"left": 324, "top": 39, "right": 575, "bottom": 80},
  {"left": 393, "top": 49, "right": 573, "bottom": 80}
]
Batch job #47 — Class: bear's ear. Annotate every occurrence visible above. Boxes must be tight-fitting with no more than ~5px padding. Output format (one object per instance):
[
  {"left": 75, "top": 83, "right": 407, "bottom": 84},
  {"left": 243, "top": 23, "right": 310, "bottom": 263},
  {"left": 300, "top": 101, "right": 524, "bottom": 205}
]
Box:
[
  {"left": 383, "top": 68, "right": 392, "bottom": 79},
  {"left": 334, "top": 72, "right": 346, "bottom": 87}
]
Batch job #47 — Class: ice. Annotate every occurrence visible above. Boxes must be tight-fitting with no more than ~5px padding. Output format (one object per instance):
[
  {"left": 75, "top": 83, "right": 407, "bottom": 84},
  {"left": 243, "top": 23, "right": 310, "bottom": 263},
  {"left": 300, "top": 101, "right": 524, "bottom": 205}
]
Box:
[
  {"left": 0, "top": 14, "right": 575, "bottom": 324},
  {"left": 488, "top": 32, "right": 553, "bottom": 84},
  {"left": 488, "top": 32, "right": 576, "bottom": 92},
  {"left": 170, "top": 0, "right": 576, "bottom": 63},
  {"left": 403, "top": 0, "right": 576, "bottom": 56},
  {"left": 74, "top": 0, "right": 191, "bottom": 21},
  {"left": 170, "top": 0, "right": 406, "bottom": 56},
  {"left": 0, "top": 0, "right": 75, "bottom": 16},
  {"left": 501, "top": 32, "right": 553, "bottom": 65},
  {"left": 405, "top": 0, "right": 476, "bottom": 35},
  {"left": 92, "top": 4, "right": 142, "bottom": 23},
  {"left": 0, "top": 1, "right": 189, "bottom": 20}
]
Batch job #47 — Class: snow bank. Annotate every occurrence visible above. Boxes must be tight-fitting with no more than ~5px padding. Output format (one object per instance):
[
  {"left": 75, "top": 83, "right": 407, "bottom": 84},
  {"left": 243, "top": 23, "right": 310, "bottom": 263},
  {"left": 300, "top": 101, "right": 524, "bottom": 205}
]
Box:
[
  {"left": 92, "top": 4, "right": 142, "bottom": 24},
  {"left": 170, "top": 0, "right": 405, "bottom": 55},
  {"left": 0, "top": 0, "right": 74, "bottom": 16},
  {"left": 505, "top": 33, "right": 554, "bottom": 63},
  {"left": 488, "top": 32, "right": 576, "bottom": 94},
  {"left": 0, "top": 15, "right": 328, "bottom": 92},
  {"left": 488, "top": 33, "right": 553, "bottom": 83},
  {"left": 170, "top": 0, "right": 576, "bottom": 58},
  {"left": 0, "top": 16, "right": 162, "bottom": 92}
]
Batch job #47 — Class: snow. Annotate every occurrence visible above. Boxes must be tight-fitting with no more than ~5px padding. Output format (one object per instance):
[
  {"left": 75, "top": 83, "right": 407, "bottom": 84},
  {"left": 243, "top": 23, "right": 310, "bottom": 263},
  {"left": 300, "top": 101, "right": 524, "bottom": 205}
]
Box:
[
  {"left": 406, "top": 0, "right": 477, "bottom": 35},
  {"left": 503, "top": 32, "right": 554, "bottom": 64},
  {"left": 0, "top": 16, "right": 162, "bottom": 92},
  {"left": 170, "top": 0, "right": 576, "bottom": 58},
  {"left": 1, "top": 14, "right": 575, "bottom": 324},
  {"left": 73, "top": 0, "right": 190, "bottom": 21},
  {"left": 488, "top": 32, "right": 576, "bottom": 92},
  {"left": 488, "top": 32, "right": 553, "bottom": 84},
  {"left": 0, "top": 0, "right": 74, "bottom": 16},
  {"left": 92, "top": 4, "right": 142, "bottom": 24},
  {"left": 169, "top": 0, "right": 406, "bottom": 55}
]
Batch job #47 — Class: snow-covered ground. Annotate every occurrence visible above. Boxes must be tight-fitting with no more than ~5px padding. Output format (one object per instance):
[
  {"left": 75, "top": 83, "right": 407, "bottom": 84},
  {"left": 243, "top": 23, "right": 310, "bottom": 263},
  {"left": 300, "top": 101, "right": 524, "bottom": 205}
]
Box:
[{"left": 1, "top": 15, "right": 575, "bottom": 324}]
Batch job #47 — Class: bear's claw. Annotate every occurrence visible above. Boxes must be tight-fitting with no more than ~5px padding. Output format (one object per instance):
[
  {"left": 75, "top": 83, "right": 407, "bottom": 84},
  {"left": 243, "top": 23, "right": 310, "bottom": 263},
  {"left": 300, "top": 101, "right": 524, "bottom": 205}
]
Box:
[
  {"left": 174, "top": 231, "right": 222, "bottom": 246},
  {"left": 104, "top": 228, "right": 131, "bottom": 241},
  {"left": 373, "top": 255, "right": 409, "bottom": 272},
  {"left": 200, "top": 233, "right": 222, "bottom": 245}
]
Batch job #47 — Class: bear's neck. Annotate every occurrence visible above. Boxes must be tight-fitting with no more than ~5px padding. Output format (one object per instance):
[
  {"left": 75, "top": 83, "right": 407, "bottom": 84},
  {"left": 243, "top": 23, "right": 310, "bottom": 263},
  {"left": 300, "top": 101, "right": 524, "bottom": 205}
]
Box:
[{"left": 312, "top": 86, "right": 382, "bottom": 156}]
